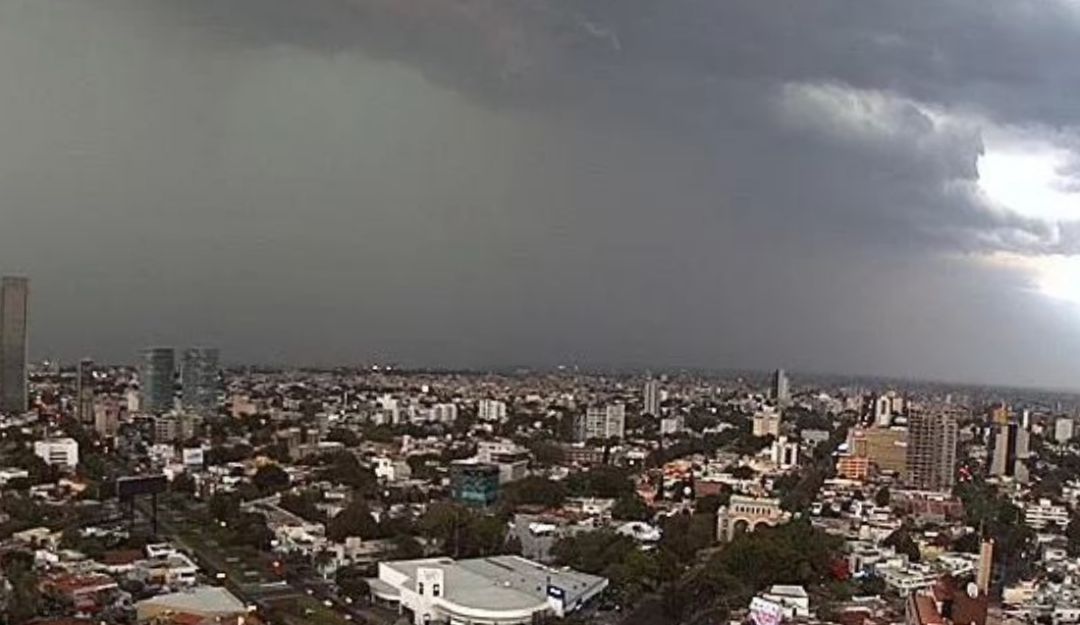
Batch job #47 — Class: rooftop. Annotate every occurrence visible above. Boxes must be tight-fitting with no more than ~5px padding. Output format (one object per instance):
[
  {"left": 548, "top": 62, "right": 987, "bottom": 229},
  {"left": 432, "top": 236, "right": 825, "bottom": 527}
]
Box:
[{"left": 380, "top": 555, "right": 607, "bottom": 612}]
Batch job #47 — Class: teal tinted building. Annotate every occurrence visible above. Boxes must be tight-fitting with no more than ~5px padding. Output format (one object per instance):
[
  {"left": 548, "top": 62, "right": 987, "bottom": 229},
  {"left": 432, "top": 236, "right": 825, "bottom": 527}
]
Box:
[{"left": 450, "top": 461, "right": 500, "bottom": 507}]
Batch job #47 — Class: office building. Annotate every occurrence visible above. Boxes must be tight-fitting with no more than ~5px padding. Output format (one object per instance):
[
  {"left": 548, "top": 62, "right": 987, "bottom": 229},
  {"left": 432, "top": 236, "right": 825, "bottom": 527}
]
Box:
[
  {"left": 140, "top": 347, "right": 176, "bottom": 415},
  {"left": 154, "top": 413, "right": 200, "bottom": 444},
  {"left": 1055, "top": 417, "right": 1075, "bottom": 444},
  {"left": 181, "top": 347, "right": 219, "bottom": 417},
  {"left": 369, "top": 555, "right": 608, "bottom": 625},
  {"left": 0, "top": 276, "right": 29, "bottom": 414},
  {"left": 450, "top": 461, "right": 500, "bottom": 507},
  {"left": 643, "top": 379, "right": 661, "bottom": 417},
  {"left": 771, "top": 369, "right": 790, "bottom": 406},
  {"left": 873, "top": 394, "right": 893, "bottom": 427},
  {"left": 905, "top": 413, "right": 958, "bottom": 492},
  {"left": 477, "top": 399, "right": 507, "bottom": 422},
  {"left": 572, "top": 404, "right": 626, "bottom": 442},
  {"left": 660, "top": 414, "right": 685, "bottom": 436},
  {"left": 990, "top": 422, "right": 1031, "bottom": 483},
  {"left": 849, "top": 426, "right": 908, "bottom": 474},
  {"left": 34, "top": 437, "right": 79, "bottom": 469},
  {"left": 429, "top": 402, "right": 458, "bottom": 424},
  {"left": 94, "top": 398, "right": 121, "bottom": 439},
  {"left": 753, "top": 408, "right": 782, "bottom": 438},
  {"left": 76, "top": 358, "right": 95, "bottom": 424}
]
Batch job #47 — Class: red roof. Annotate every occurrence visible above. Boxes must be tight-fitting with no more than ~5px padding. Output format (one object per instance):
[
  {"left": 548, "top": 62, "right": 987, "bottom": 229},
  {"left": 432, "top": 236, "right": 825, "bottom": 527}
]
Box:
[
  {"left": 913, "top": 595, "right": 946, "bottom": 625},
  {"left": 102, "top": 549, "right": 143, "bottom": 565}
]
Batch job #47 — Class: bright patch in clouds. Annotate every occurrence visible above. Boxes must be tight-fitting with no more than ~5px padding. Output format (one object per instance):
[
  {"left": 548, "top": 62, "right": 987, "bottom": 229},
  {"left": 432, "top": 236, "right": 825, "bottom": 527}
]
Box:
[
  {"left": 978, "top": 129, "right": 1080, "bottom": 307},
  {"left": 987, "top": 252, "right": 1080, "bottom": 308},
  {"left": 978, "top": 141, "right": 1080, "bottom": 222}
]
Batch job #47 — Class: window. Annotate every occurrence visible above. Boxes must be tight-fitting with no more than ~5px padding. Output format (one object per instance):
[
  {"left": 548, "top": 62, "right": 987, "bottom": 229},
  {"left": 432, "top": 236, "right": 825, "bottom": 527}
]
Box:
[
  {"left": 418, "top": 582, "right": 425, "bottom": 594},
  {"left": 433, "top": 584, "right": 441, "bottom": 597}
]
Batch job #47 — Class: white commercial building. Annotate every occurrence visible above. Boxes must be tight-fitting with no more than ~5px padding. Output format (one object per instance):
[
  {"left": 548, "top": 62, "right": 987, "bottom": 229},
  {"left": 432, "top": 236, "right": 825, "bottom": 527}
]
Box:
[
  {"left": 1056, "top": 418, "right": 1076, "bottom": 444},
  {"left": 34, "top": 438, "right": 79, "bottom": 468},
  {"left": 478, "top": 399, "right": 508, "bottom": 423},
  {"left": 573, "top": 404, "right": 626, "bottom": 441},
  {"left": 430, "top": 403, "right": 459, "bottom": 424},
  {"left": 1025, "top": 499, "right": 1070, "bottom": 530},
  {"left": 369, "top": 555, "right": 608, "bottom": 625},
  {"left": 660, "top": 415, "right": 685, "bottom": 436}
]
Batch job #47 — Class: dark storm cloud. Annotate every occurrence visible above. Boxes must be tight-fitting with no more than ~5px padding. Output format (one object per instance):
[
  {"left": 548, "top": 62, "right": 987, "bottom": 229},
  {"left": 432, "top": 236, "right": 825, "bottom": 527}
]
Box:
[
  {"left": 3, "top": 0, "right": 1080, "bottom": 386},
  {"left": 154, "top": 0, "right": 1080, "bottom": 253}
]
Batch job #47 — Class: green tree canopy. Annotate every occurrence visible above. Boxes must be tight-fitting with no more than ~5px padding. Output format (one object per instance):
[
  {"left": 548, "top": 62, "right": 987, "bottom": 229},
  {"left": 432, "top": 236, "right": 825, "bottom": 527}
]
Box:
[
  {"left": 501, "top": 476, "right": 567, "bottom": 510},
  {"left": 253, "top": 464, "right": 291, "bottom": 494},
  {"left": 327, "top": 500, "right": 382, "bottom": 543}
]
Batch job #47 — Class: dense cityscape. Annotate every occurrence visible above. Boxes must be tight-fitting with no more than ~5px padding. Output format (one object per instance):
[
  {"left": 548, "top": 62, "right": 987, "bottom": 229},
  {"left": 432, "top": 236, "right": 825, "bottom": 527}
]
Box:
[{"left": 1, "top": 275, "right": 1080, "bottom": 625}]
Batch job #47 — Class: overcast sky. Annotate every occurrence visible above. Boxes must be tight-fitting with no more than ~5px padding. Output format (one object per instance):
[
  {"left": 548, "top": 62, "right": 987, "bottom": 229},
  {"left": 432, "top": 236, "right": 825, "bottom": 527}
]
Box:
[{"left": 3, "top": 1, "right": 1080, "bottom": 387}]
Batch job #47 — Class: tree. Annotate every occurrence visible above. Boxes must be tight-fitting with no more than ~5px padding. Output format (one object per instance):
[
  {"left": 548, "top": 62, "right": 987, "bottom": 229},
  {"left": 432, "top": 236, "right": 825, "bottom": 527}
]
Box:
[
  {"left": 419, "top": 502, "right": 507, "bottom": 558},
  {"left": 1066, "top": 514, "right": 1080, "bottom": 557},
  {"left": 391, "top": 534, "right": 425, "bottom": 560},
  {"left": 659, "top": 512, "right": 715, "bottom": 565},
  {"left": 280, "top": 489, "right": 324, "bottom": 523},
  {"left": 727, "top": 465, "right": 757, "bottom": 480},
  {"left": 566, "top": 465, "right": 635, "bottom": 499},
  {"left": 336, "top": 565, "right": 371, "bottom": 601},
  {"left": 328, "top": 427, "right": 361, "bottom": 448},
  {"left": 501, "top": 476, "right": 567, "bottom": 510},
  {"left": 612, "top": 494, "right": 652, "bottom": 522},
  {"left": 323, "top": 452, "right": 378, "bottom": 495},
  {"left": 229, "top": 512, "right": 274, "bottom": 550},
  {"left": 327, "top": 500, "right": 381, "bottom": 543},
  {"left": 552, "top": 530, "right": 637, "bottom": 575},
  {"left": 695, "top": 492, "right": 730, "bottom": 516},
  {"left": 171, "top": 472, "right": 196, "bottom": 496},
  {"left": 874, "top": 486, "right": 891, "bottom": 508},
  {"left": 528, "top": 440, "right": 565, "bottom": 467},
  {"left": 254, "top": 464, "right": 291, "bottom": 494},
  {"left": 883, "top": 528, "right": 921, "bottom": 563},
  {"left": 953, "top": 532, "right": 981, "bottom": 554},
  {"left": 0, "top": 550, "right": 40, "bottom": 625},
  {"left": 208, "top": 492, "right": 241, "bottom": 522}
]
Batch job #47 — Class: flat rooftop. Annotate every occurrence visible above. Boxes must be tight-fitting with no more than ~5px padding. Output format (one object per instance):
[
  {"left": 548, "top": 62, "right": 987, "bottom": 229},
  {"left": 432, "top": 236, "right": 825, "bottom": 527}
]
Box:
[{"left": 380, "top": 555, "right": 607, "bottom": 612}]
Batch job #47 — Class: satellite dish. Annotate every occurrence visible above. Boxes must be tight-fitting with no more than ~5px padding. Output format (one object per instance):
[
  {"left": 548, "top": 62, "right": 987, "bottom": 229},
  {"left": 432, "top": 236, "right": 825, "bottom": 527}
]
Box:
[{"left": 967, "top": 582, "right": 979, "bottom": 598}]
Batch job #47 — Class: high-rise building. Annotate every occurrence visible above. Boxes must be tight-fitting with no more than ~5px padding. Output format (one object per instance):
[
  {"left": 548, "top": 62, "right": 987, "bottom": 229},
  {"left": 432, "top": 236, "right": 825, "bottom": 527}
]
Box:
[
  {"left": 0, "top": 277, "right": 29, "bottom": 415},
  {"left": 848, "top": 426, "right": 908, "bottom": 474},
  {"left": 76, "top": 358, "right": 95, "bottom": 424},
  {"left": 643, "top": 379, "right": 661, "bottom": 417},
  {"left": 905, "top": 413, "right": 958, "bottom": 492},
  {"left": 752, "top": 408, "right": 782, "bottom": 438},
  {"left": 1055, "top": 417, "right": 1076, "bottom": 444},
  {"left": 181, "top": 347, "right": 219, "bottom": 417},
  {"left": 771, "top": 369, "right": 790, "bottom": 406},
  {"left": 93, "top": 398, "right": 121, "bottom": 439},
  {"left": 477, "top": 399, "right": 508, "bottom": 422},
  {"left": 573, "top": 404, "right": 626, "bottom": 442},
  {"left": 873, "top": 395, "right": 892, "bottom": 427},
  {"left": 990, "top": 422, "right": 1031, "bottom": 483},
  {"left": 140, "top": 347, "right": 176, "bottom": 415}
]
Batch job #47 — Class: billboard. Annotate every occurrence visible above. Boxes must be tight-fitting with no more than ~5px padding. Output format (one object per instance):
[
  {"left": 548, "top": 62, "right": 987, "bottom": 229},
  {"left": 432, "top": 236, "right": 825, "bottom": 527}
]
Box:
[
  {"left": 116, "top": 474, "right": 168, "bottom": 499},
  {"left": 182, "top": 448, "right": 205, "bottom": 467},
  {"left": 750, "top": 597, "right": 784, "bottom": 625}
]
